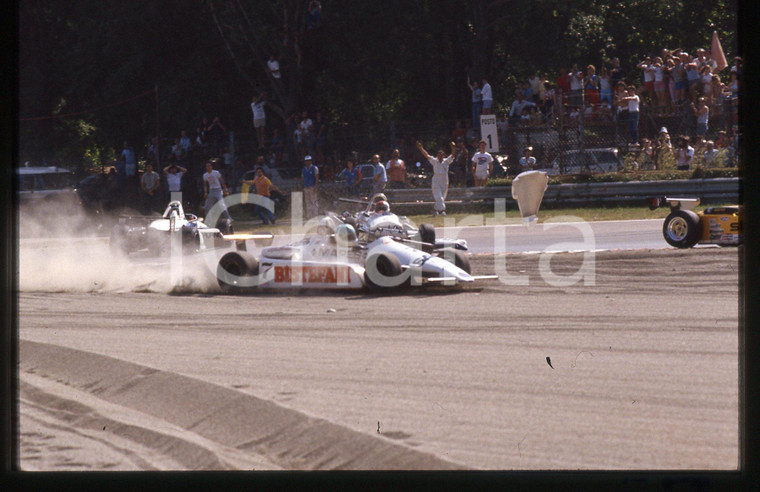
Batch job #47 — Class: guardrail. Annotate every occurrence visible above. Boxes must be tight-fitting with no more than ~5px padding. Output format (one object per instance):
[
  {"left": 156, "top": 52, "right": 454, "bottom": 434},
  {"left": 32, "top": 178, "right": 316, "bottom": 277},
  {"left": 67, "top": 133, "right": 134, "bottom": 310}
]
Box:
[{"left": 380, "top": 177, "right": 740, "bottom": 212}]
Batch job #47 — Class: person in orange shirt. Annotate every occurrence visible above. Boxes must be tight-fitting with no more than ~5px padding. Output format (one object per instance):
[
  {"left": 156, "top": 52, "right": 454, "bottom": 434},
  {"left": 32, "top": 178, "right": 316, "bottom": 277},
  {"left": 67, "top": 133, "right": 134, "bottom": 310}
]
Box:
[
  {"left": 386, "top": 148, "right": 406, "bottom": 189},
  {"left": 244, "top": 167, "right": 282, "bottom": 224}
]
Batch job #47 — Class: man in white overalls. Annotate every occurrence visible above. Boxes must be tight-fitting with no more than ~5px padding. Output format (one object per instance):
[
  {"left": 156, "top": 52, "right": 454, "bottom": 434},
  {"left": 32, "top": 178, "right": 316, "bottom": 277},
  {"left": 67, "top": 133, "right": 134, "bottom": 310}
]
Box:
[{"left": 416, "top": 140, "right": 456, "bottom": 216}]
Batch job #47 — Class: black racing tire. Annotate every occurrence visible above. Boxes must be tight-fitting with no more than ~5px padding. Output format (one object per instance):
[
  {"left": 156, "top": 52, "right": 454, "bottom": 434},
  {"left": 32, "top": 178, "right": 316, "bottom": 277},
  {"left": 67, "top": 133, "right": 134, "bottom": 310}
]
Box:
[
  {"left": 217, "top": 251, "right": 259, "bottom": 294},
  {"left": 364, "top": 252, "right": 405, "bottom": 291},
  {"left": 663, "top": 210, "right": 702, "bottom": 248},
  {"left": 181, "top": 226, "right": 201, "bottom": 253},
  {"left": 435, "top": 248, "right": 471, "bottom": 274},
  {"left": 418, "top": 223, "right": 436, "bottom": 253}
]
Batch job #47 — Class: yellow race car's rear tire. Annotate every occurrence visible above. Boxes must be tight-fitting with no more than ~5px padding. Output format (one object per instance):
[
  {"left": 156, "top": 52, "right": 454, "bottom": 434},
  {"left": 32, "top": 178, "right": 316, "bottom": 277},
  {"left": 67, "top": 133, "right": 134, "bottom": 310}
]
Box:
[{"left": 663, "top": 210, "right": 702, "bottom": 248}]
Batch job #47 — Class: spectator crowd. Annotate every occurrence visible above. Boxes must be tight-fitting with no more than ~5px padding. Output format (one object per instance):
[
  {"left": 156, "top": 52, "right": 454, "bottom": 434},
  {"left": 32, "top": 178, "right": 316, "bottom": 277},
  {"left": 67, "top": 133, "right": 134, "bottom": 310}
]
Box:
[{"left": 88, "top": 34, "right": 740, "bottom": 222}]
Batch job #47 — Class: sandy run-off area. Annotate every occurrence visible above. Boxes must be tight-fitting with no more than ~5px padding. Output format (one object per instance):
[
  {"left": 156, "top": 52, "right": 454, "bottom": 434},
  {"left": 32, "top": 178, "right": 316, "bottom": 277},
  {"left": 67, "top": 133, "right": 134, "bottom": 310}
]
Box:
[{"left": 18, "top": 246, "right": 740, "bottom": 471}]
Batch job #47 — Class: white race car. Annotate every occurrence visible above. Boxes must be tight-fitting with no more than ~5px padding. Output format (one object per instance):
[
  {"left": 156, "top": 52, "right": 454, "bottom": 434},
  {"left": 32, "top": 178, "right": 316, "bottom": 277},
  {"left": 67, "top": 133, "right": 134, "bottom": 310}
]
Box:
[
  {"left": 216, "top": 223, "right": 495, "bottom": 293},
  {"left": 322, "top": 193, "right": 467, "bottom": 253},
  {"left": 109, "top": 200, "right": 239, "bottom": 255}
]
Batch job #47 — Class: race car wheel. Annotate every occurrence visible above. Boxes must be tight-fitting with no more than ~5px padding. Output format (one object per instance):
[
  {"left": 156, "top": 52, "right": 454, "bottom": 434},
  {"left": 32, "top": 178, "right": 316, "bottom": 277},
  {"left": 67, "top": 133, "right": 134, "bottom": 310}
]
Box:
[
  {"left": 364, "top": 252, "right": 404, "bottom": 291},
  {"left": 663, "top": 210, "right": 702, "bottom": 248},
  {"left": 418, "top": 223, "right": 436, "bottom": 253},
  {"left": 217, "top": 251, "right": 259, "bottom": 294},
  {"left": 182, "top": 226, "right": 201, "bottom": 253},
  {"left": 435, "top": 248, "right": 471, "bottom": 274}
]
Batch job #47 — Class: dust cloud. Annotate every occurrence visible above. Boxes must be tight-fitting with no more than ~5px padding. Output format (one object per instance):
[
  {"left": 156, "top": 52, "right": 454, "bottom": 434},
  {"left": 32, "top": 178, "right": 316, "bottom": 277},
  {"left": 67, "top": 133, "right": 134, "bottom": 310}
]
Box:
[{"left": 17, "top": 203, "right": 220, "bottom": 294}]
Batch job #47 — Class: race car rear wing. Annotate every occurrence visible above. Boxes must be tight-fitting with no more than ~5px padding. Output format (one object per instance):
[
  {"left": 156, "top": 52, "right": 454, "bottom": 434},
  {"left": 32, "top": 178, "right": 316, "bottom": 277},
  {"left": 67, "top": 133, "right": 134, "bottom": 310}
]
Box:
[
  {"left": 648, "top": 196, "right": 700, "bottom": 211},
  {"left": 197, "top": 230, "right": 275, "bottom": 251}
]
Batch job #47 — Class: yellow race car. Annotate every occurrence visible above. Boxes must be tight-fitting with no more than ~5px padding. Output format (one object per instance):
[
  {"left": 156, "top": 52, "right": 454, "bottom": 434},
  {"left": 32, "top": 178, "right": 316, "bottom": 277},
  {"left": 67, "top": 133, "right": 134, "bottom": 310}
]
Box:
[{"left": 650, "top": 197, "right": 742, "bottom": 248}]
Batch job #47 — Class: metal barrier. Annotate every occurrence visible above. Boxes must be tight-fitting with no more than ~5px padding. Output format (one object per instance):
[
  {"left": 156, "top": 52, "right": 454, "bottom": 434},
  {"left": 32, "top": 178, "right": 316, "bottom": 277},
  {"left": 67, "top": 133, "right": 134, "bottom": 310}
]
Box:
[{"left": 381, "top": 177, "right": 740, "bottom": 212}]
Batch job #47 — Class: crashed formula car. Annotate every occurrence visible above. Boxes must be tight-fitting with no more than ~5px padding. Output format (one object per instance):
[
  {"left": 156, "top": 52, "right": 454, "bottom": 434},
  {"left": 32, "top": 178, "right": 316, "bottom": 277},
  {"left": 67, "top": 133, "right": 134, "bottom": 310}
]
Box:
[
  {"left": 324, "top": 193, "right": 466, "bottom": 253},
  {"left": 109, "top": 200, "right": 238, "bottom": 255},
  {"left": 650, "top": 196, "right": 742, "bottom": 248},
  {"left": 216, "top": 223, "right": 496, "bottom": 293}
]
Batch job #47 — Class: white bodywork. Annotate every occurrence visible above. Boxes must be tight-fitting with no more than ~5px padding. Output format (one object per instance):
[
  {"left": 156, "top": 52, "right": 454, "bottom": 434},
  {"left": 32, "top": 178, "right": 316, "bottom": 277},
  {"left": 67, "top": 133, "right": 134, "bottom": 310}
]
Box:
[
  {"left": 244, "top": 234, "right": 485, "bottom": 290},
  {"left": 331, "top": 193, "right": 468, "bottom": 250}
]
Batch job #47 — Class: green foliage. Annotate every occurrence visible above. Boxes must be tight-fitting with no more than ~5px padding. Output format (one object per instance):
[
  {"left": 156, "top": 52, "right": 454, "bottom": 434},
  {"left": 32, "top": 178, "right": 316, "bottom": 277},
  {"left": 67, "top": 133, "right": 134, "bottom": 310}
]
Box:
[
  {"left": 19, "top": 0, "right": 738, "bottom": 166},
  {"left": 487, "top": 167, "right": 738, "bottom": 187}
]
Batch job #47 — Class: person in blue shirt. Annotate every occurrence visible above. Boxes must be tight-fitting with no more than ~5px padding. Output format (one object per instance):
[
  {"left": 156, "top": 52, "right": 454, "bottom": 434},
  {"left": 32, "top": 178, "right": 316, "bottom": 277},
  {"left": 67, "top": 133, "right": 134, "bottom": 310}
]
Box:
[
  {"left": 301, "top": 155, "right": 319, "bottom": 219},
  {"left": 371, "top": 154, "right": 387, "bottom": 193},
  {"left": 337, "top": 159, "right": 362, "bottom": 196}
]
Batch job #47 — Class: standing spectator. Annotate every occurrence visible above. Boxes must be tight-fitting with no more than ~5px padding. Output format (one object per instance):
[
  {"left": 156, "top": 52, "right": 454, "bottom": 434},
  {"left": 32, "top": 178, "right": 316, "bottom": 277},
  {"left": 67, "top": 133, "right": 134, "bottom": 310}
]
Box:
[
  {"left": 599, "top": 66, "right": 612, "bottom": 106},
  {"left": 416, "top": 140, "right": 456, "bottom": 216},
  {"left": 637, "top": 57, "right": 655, "bottom": 102},
  {"left": 620, "top": 86, "right": 641, "bottom": 144},
  {"left": 179, "top": 130, "right": 192, "bottom": 153},
  {"left": 299, "top": 111, "right": 315, "bottom": 154},
  {"left": 508, "top": 91, "right": 536, "bottom": 126},
  {"left": 198, "top": 116, "right": 211, "bottom": 146},
  {"left": 121, "top": 141, "right": 138, "bottom": 205},
  {"left": 652, "top": 59, "right": 669, "bottom": 109},
  {"left": 528, "top": 72, "right": 543, "bottom": 104},
  {"left": 270, "top": 128, "right": 285, "bottom": 164},
  {"left": 251, "top": 93, "right": 267, "bottom": 149},
  {"left": 692, "top": 97, "right": 709, "bottom": 137},
  {"left": 481, "top": 77, "right": 493, "bottom": 115},
  {"left": 555, "top": 67, "right": 571, "bottom": 110},
  {"left": 450, "top": 138, "right": 470, "bottom": 187},
  {"left": 243, "top": 167, "right": 281, "bottom": 224},
  {"left": 654, "top": 127, "right": 673, "bottom": 169},
  {"left": 703, "top": 140, "right": 720, "bottom": 166},
  {"left": 583, "top": 65, "right": 600, "bottom": 107},
  {"left": 726, "top": 71, "right": 739, "bottom": 99},
  {"left": 665, "top": 58, "right": 677, "bottom": 105},
  {"left": 163, "top": 163, "right": 186, "bottom": 202},
  {"left": 519, "top": 147, "right": 536, "bottom": 171},
  {"left": 370, "top": 154, "right": 387, "bottom": 193},
  {"left": 700, "top": 66, "right": 714, "bottom": 105},
  {"left": 202, "top": 160, "right": 231, "bottom": 220},
  {"left": 568, "top": 64, "right": 584, "bottom": 110},
  {"left": 674, "top": 136, "right": 694, "bottom": 171},
  {"left": 609, "top": 57, "right": 625, "bottom": 88},
  {"left": 337, "top": 159, "right": 362, "bottom": 196},
  {"left": 386, "top": 149, "right": 406, "bottom": 189},
  {"left": 195, "top": 127, "right": 208, "bottom": 148},
  {"left": 139, "top": 163, "right": 161, "bottom": 214},
  {"left": 470, "top": 140, "right": 493, "bottom": 187},
  {"left": 543, "top": 82, "right": 556, "bottom": 117},
  {"left": 639, "top": 139, "right": 655, "bottom": 170},
  {"left": 685, "top": 61, "right": 700, "bottom": 102},
  {"left": 121, "top": 141, "right": 137, "bottom": 178},
  {"left": 467, "top": 76, "right": 482, "bottom": 133},
  {"left": 146, "top": 137, "right": 159, "bottom": 167},
  {"left": 293, "top": 115, "right": 307, "bottom": 159},
  {"left": 266, "top": 53, "right": 281, "bottom": 79},
  {"left": 170, "top": 137, "right": 185, "bottom": 163},
  {"left": 731, "top": 56, "right": 742, "bottom": 78},
  {"left": 300, "top": 155, "right": 319, "bottom": 219},
  {"left": 672, "top": 54, "right": 688, "bottom": 104}
]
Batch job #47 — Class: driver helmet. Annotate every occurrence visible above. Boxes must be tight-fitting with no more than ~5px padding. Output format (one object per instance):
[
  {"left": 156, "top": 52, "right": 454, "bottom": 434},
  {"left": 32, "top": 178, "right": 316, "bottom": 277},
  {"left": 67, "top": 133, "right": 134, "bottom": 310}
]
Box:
[
  {"left": 334, "top": 223, "right": 357, "bottom": 246},
  {"left": 375, "top": 200, "right": 390, "bottom": 213}
]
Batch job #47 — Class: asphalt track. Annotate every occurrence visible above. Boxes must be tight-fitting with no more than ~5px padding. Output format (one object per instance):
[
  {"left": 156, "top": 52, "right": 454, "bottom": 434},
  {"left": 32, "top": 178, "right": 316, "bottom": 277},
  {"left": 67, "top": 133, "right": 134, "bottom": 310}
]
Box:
[{"left": 17, "top": 219, "right": 741, "bottom": 471}]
